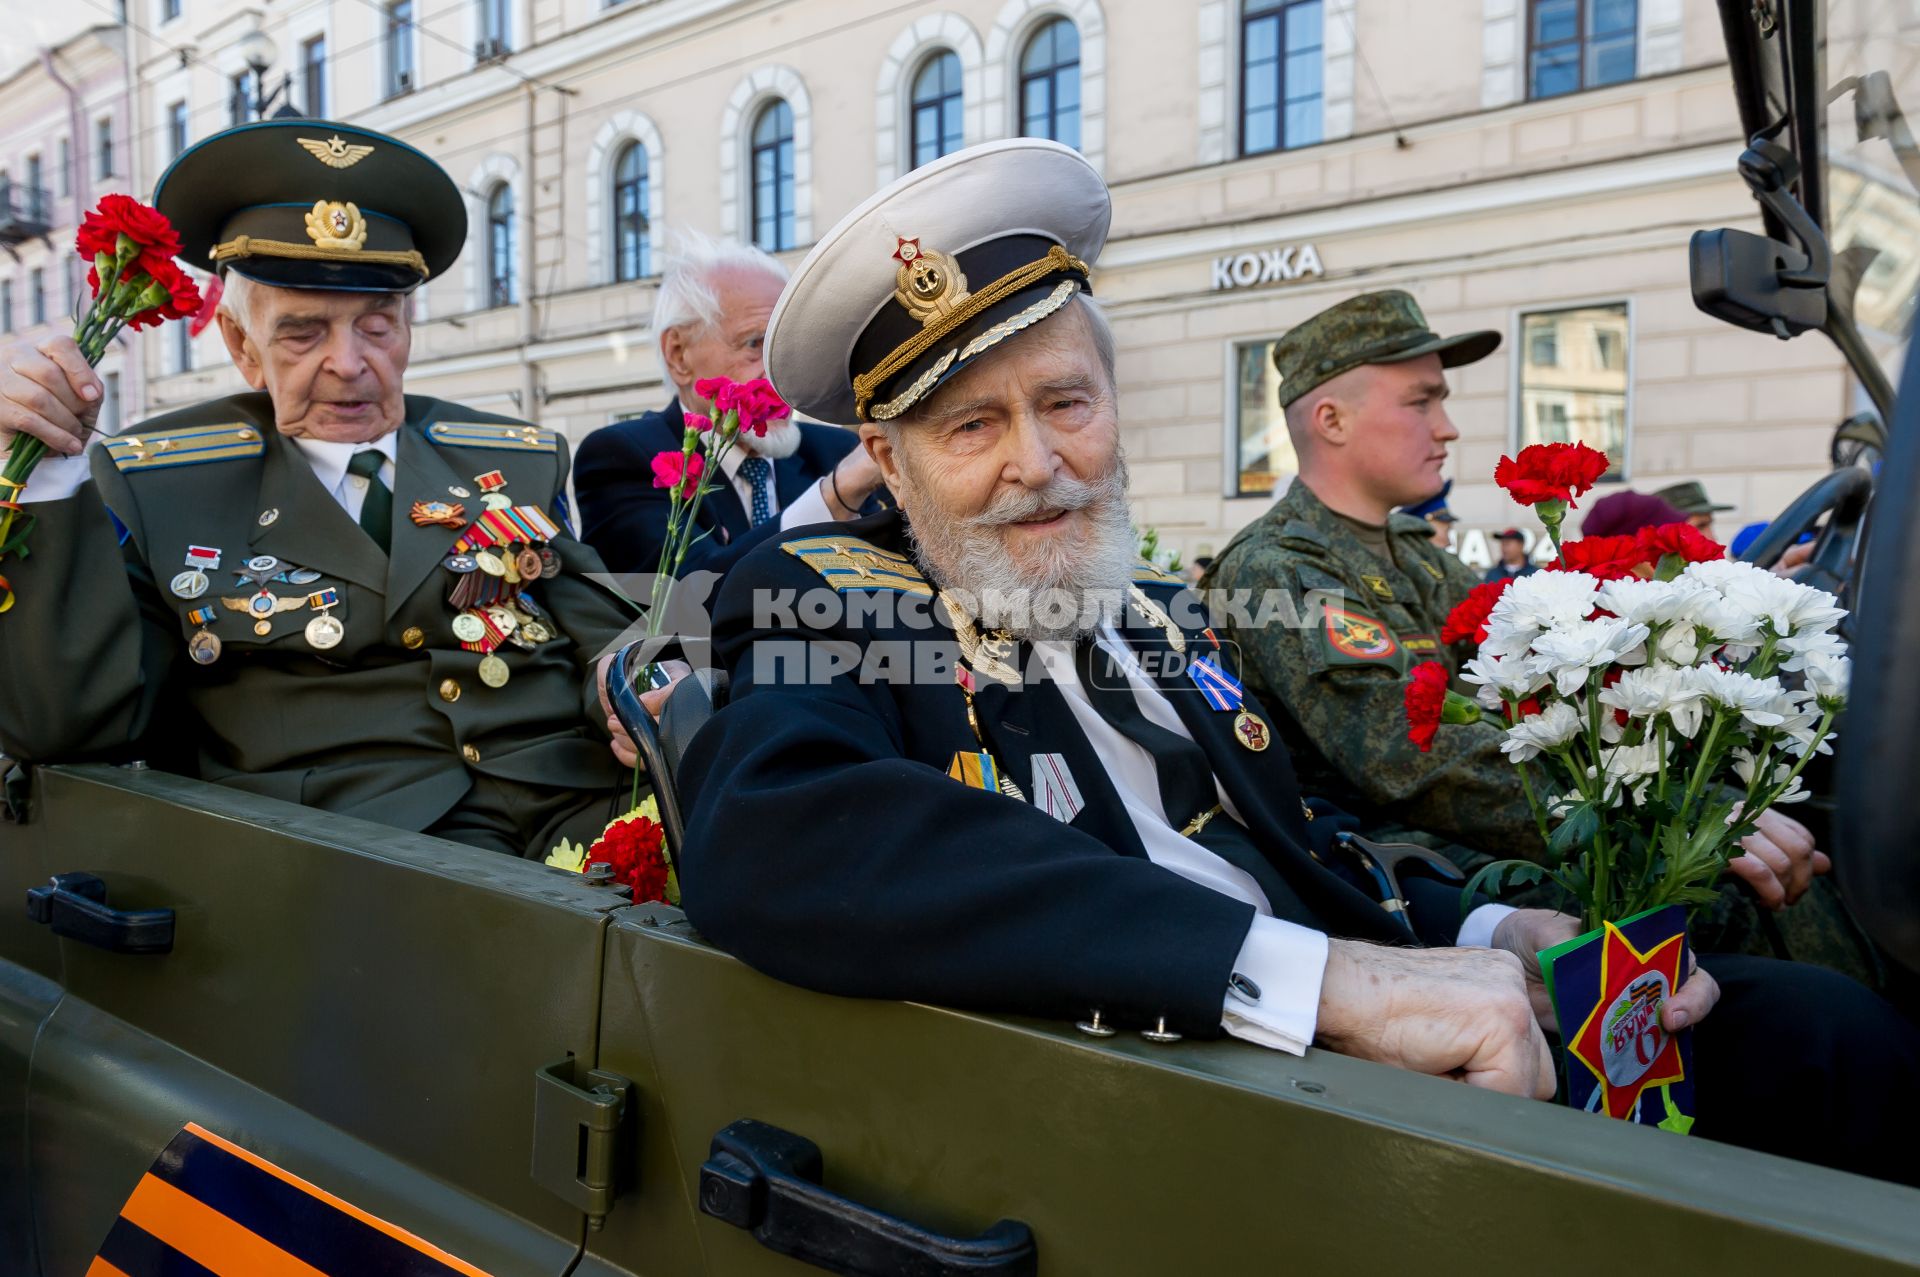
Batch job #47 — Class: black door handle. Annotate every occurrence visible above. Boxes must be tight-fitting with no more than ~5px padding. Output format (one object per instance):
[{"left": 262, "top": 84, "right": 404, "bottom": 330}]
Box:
[
  {"left": 26, "top": 872, "right": 174, "bottom": 954},
  {"left": 698, "top": 1119, "right": 1036, "bottom": 1277}
]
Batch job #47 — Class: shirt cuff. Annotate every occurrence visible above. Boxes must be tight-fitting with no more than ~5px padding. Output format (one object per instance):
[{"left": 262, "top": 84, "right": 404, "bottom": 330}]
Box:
[
  {"left": 1220, "top": 914, "right": 1329, "bottom": 1056},
  {"left": 1456, "top": 902, "right": 1517, "bottom": 950},
  {"left": 9, "top": 450, "right": 92, "bottom": 504},
  {"left": 779, "top": 478, "right": 834, "bottom": 529}
]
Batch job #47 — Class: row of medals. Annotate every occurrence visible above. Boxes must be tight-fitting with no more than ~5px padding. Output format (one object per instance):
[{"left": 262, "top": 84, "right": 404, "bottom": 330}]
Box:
[
  {"left": 441, "top": 540, "right": 563, "bottom": 689},
  {"left": 170, "top": 552, "right": 338, "bottom": 665}
]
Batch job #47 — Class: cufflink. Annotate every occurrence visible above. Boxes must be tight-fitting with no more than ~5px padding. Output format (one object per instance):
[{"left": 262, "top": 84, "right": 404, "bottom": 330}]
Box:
[{"left": 1228, "top": 973, "right": 1262, "bottom": 1007}]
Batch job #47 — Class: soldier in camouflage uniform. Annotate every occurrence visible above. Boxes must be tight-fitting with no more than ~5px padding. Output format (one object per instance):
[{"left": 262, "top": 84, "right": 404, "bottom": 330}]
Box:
[{"left": 1203, "top": 290, "right": 1884, "bottom": 986}]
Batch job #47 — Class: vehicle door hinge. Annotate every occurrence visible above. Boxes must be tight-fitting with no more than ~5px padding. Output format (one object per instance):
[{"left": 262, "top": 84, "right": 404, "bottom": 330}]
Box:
[{"left": 531, "top": 1057, "right": 637, "bottom": 1230}]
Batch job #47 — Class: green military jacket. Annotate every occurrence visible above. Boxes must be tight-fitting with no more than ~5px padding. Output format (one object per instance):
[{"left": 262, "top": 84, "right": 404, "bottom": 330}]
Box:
[
  {"left": 1202, "top": 479, "right": 1542, "bottom": 860},
  {"left": 0, "top": 392, "right": 634, "bottom": 832}
]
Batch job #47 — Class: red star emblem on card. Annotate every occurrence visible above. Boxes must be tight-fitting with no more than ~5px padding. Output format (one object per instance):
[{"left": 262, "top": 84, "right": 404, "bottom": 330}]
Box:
[
  {"left": 1566, "top": 920, "right": 1688, "bottom": 1120},
  {"left": 892, "top": 237, "right": 921, "bottom": 264}
]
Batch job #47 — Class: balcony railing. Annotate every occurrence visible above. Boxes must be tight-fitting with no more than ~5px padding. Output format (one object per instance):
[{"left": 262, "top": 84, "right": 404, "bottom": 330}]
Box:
[{"left": 0, "top": 184, "right": 54, "bottom": 248}]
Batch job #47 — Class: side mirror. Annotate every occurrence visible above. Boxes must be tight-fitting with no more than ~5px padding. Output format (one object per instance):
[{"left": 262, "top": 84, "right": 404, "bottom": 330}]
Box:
[{"left": 1689, "top": 227, "right": 1827, "bottom": 337}]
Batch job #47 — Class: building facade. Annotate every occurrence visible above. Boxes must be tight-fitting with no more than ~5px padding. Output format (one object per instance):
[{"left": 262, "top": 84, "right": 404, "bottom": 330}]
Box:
[
  {"left": 112, "top": 0, "right": 1914, "bottom": 565},
  {"left": 1, "top": 25, "right": 137, "bottom": 439}
]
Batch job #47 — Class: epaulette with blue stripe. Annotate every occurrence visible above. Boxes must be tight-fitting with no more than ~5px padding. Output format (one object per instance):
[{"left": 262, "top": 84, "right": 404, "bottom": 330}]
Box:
[
  {"left": 426, "top": 420, "right": 558, "bottom": 451},
  {"left": 781, "top": 536, "right": 931, "bottom": 596},
  {"left": 1132, "top": 558, "right": 1184, "bottom": 586},
  {"left": 104, "top": 423, "right": 264, "bottom": 473}
]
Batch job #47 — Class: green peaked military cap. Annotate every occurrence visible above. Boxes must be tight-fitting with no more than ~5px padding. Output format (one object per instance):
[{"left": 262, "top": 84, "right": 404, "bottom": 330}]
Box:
[
  {"left": 154, "top": 119, "right": 466, "bottom": 294},
  {"left": 1272, "top": 289, "right": 1501, "bottom": 407},
  {"left": 1654, "top": 480, "right": 1735, "bottom": 515}
]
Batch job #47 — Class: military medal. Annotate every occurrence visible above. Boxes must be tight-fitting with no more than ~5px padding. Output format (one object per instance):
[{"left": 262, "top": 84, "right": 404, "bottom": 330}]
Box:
[
  {"left": 1233, "top": 709, "right": 1271, "bottom": 752},
  {"left": 475, "top": 549, "right": 507, "bottom": 577},
  {"left": 448, "top": 485, "right": 470, "bottom": 498},
  {"left": 236, "top": 555, "right": 283, "bottom": 588},
  {"left": 474, "top": 470, "right": 513, "bottom": 512},
  {"left": 477, "top": 653, "right": 510, "bottom": 688},
  {"left": 451, "top": 611, "right": 486, "bottom": 642},
  {"left": 186, "top": 604, "right": 222, "bottom": 665},
  {"left": 1128, "top": 587, "right": 1186, "bottom": 654},
  {"left": 304, "top": 588, "right": 344, "bottom": 650},
  {"left": 286, "top": 567, "right": 323, "bottom": 586},
  {"left": 515, "top": 549, "right": 544, "bottom": 581},
  {"left": 185, "top": 545, "right": 223, "bottom": 571},
  {"left": 941, "top": 590, "right": 1021, "bottom": 686},
  {"left": 485, "top": 605, "right": 518, "bottom": 635},
  {"left": 442, "top": 552, "right": 478, "bottom": 574},
  {"left": 411, "top": 500, "right": 466, "bottom": 528},
  {"left": 1187, "top": 655, "right": 1245, "bottom": 712},
  {"left": 170, "top": 570, "right": 209, "bottom": 600},
  {"left": 221, "top": 589, "right": 306, "bottom": 637}
]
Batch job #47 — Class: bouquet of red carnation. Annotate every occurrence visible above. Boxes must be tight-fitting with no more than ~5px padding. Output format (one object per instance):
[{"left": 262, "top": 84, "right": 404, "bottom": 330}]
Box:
[
  {"left": 545, "top": 794, "right": 677, "bottom": 905},
  {"left": 0, "top": 195, "right": 203, "bottom": 613}
]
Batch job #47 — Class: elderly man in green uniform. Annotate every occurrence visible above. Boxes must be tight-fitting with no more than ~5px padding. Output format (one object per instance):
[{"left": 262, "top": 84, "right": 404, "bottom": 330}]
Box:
[
  {"left": 1202, "top": 291, "right": 1876, "bottom": 976},
  {"left": 0, "top": 120, "right": 645, "bottom": 858}
]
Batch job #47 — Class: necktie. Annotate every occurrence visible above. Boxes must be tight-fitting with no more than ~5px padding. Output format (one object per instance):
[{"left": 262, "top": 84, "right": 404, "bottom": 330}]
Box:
[
  {"left": 1073, "top": 635, "right": 1303, "bottom": 915},
  {"left": 738, "top": 456, "right": 773, "bottom": 527},
  {"left": 347, "top": 449, "right": 392, "bottom": 554}
]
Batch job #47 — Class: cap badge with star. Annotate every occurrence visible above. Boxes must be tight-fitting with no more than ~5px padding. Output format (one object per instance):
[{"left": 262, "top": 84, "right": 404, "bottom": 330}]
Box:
[
  {"left": 154, "top": 119, "right": 466, "bottom": 294},
  {"left": 766, "top": 139, "right": 1111, "bottom": 425}
]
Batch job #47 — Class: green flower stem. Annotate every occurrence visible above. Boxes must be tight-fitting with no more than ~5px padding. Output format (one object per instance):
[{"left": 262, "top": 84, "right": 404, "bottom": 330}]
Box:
[
  {"left": 1515, "top": 759, "right": 1553, "bottom": 847},
  {"left": 1752, "top": 708, "right": 1835, "bottom": 815},
  {"left": 1679, "top": 708, "right": 1729, "bottom": 826}
]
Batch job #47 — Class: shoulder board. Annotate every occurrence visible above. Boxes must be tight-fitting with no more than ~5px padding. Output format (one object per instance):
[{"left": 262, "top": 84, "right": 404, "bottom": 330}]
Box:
[
  {"left": 1278, "top": 519, "right": 1332, "bottom": 549},
  {"left": 782, "top": 535, "right": 932, "bottom": 596},
  {"left": 426, "top": 420, "right": 558, "bottom": 452},
  {"left": 104, "top": 423, "right": 264, "bottom": 473},
  {"left": 1132, "top": 558, "right": 1184, "bottom": 586}
]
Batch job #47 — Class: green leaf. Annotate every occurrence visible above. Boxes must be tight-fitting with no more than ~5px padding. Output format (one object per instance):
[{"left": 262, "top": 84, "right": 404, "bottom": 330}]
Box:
[
  {"left": 1548, "top": 801, "right": 1600, "bottom": 859},
  {"left": 1459, "top": 859, "right": 1550, "bottom": 916}
]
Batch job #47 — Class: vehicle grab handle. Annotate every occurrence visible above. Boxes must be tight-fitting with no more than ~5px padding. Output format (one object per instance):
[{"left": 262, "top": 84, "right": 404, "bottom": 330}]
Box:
[
  {"left": 698, "top": 1118, "right": 1037, "bottom": 1277},
  {"left": 25, "top": 871, "right": 174, "bottom": 954}
]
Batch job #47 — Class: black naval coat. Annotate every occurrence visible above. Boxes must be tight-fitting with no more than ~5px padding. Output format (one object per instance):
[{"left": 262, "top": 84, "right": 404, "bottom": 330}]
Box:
[
  {"left": 0, "top": 392, "right": 634, "bottom": 833},
  {"left": 677, "top": 509, "right": 1450, "bottom": 1040},
  {"left": 573, "top": 397, "right": 860, "bottom": 577}
]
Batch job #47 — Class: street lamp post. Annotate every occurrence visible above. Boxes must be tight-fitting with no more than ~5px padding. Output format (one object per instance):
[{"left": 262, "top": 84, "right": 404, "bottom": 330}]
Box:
[{"left": 236, "top": 28, "right": 301, "bottom": 120}]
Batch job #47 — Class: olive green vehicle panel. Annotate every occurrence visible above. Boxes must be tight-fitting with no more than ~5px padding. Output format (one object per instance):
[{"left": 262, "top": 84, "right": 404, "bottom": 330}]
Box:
[
  {"left": 3, "top": 764, "right": 626, "bottom": 1274},
  {"left": 0, "top": 962, "right": 58, "bottom": 1274},
  {"left": 587, "top": 910, "right": 1920, "bottom": 1277}
]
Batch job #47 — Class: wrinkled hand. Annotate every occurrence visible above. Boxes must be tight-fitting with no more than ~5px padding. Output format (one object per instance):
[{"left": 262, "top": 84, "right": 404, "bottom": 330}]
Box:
[
  {"left": 825, "top": 447, "right": 885, "bottom": 519},
  {"left": 0, "top": 335, "right": 101, "bottom": 459},
  {"left": 1726, "top": 808, "right": 1828, "bottom": 909},
  {"left": 1491, "top": 908, "right": 1720, "bottom": 1036},
  {"left": 1771, "top": 540, "right": 1815, "bottom": 577},
  {"left": 593, "top": 653, "right": 691, "bottom": 769},
  {"left": 1316, "top": 939, "right": 1555, "bottom": 1099}
]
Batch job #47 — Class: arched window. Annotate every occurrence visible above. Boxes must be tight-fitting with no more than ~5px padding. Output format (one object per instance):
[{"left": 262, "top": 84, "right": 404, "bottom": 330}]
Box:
[
  {"left": 751, "top": 100, "right": 796, "bottom": 252},
  {"left": 910, "top": 51, "right": 964, "bottom": 169},
  {"left": 1019, "top": 18, "right": 1080, "bottom": 149},
  {"left": 612, "top": 142, "right": 650, "bottom": 281},
  {"left": 485, "top": 183, "right": 515, "bottom": 308}
]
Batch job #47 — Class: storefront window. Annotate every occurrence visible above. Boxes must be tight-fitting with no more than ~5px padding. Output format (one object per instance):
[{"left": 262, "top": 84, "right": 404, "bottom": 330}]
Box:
[
  {"left": 1231, "top": 339, "right": 1299, "bottom": 496},
  {"left": 1517, "top": 303, "right": 1629, "bottom": 478}
]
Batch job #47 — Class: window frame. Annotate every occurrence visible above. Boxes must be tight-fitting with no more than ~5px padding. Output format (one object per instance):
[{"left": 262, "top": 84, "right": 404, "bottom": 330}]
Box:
[
  {"left": 94, "top": 117, "right": 113, "bottom": 180},
  {"left": 24, "top": 154, "right": 43, "bottom": 223},
  {"left": 1509, "top": 297, "right": 1635, "bottom": 482},
  {"left": 908, "top": 49, "right": 965, "bottom": 170},
  {"left": 302, "top": 36, "right": 328, "bottom": 117},
  {"left": 1524, "top": 0, "right": 1639, "bottom": 101},
  {"left": 229, "top": 69, "right": 257, "bottom": 127},
  {"left": 611, "top": 141, "right": 650, "bottom": 283},
  {"left": 749, "top": 99, "right": 796, "bottom": 254},
  {"left": 1225, "top": 335, "right": 1304, "bottom": 498},
  {"left": 55, "top": 139, "right": 69, "bottom": 198},
  {"left": 167, "top": 100, "right": 189, "bottom": 160},
  {"left": 385, "top": 0, "right": 417, "bottom": 99},
  {"left": 158, "top": 0, "right": 179, "bottom": 23},
  {"left": 484, "top": 183, "right": 516, "bottom": 309},
  {"left": 1238, "top": 0, "right": 1325, "bottom": 158},
  {"left": 1, "top": 280, "right": 13, "bottom": 335},
  {"left": 1018, "top": 16, "right": 1082, "bottom": 148},
  {"left": 29, "top": 268, "right": 46, "bottom": 326}
]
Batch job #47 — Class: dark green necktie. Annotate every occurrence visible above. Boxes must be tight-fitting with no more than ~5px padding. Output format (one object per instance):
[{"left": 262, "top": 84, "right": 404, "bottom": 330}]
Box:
[{"left": 347, "top": 449, "right": 392, "bottom": 554}]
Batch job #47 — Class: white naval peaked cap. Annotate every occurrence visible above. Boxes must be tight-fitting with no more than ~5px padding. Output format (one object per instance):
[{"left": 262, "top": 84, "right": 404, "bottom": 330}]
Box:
[{"left": 765, "top": 138, "right": 1112, "bottom": 426}]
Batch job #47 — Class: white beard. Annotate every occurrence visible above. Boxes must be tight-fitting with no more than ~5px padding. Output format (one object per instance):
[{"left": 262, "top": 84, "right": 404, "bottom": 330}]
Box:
[
  {"left": 900, "top": 452, "right": 1135, "bottom": 643},
  {"left": 739, "top": 416, "right": 802, "bottom": 460}
]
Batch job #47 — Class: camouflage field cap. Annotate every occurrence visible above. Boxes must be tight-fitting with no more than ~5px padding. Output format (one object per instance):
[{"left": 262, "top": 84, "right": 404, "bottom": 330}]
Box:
[
  {"left": 1273, "top": 290, "right": 1501, "bottom": 407},
  {"left": 1654, "top": 480, "right": 1735, "bottom": 515}
]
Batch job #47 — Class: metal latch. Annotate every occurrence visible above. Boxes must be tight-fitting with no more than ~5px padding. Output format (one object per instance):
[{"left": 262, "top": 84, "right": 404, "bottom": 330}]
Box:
[{"left": 531, "top": 1057, "right": 636, "bottom": 1229}]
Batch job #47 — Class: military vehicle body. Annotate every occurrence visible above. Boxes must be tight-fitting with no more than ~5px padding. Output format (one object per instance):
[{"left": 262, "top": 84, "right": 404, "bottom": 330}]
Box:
[{"left": 5, "top": 1, "right": 1920, "bottom": 1272}]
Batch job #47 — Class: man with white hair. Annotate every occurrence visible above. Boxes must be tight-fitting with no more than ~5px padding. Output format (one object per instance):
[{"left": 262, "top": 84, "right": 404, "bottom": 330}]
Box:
[
  {"left": 573, "top": 229, "right": 886, "bottom": 578},
  {"left": 0, "top": 120, "right": 650, "bottom": 858},
  {"left": 676, "top": 140, "right": 1919, "bottom": 1183}
]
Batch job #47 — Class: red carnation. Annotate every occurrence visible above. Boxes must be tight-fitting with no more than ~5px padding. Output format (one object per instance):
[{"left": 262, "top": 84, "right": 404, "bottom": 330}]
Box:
[
  {"left": 1442, "top": 577, "right": 1514, "bottom": 646},
  {"left": 1493, "top": 442, "right": 1611, "bottom": 509},
  {"left": 122, "top": 257, "right": 204, "bottom": 331},
  {"left": 1553, "top": 534, "right": 1651, "bottom": 582},
  {"left": 650, "top": 449, "right": 705, "bottom": 498},
  {"left": 683, "top": 412, "right": 713, "bottom": 435},
  {"left": 1404, "top": 660, "right": 1452, "bottom": 753},
  {"left": 587, "top": 812, "right": 670, "bottom": 904},
  {"left": 735, "top": 378, "right": 791, "bottom": 437},
  {"left": 75, "top": 193, "right": 182, "bottom": 263},
  {"left": 1636, "top": 521, "right": 1724, "bottom": 566}
]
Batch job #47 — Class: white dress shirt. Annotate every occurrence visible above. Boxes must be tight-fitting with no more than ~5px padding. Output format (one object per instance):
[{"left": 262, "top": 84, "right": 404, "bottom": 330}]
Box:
[
  {"left": 1033, "top": 625, "right": 1511, "bottom": 1056},
  {"left": 15, "top": 432, "right": 397, "bottom": 522}
]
